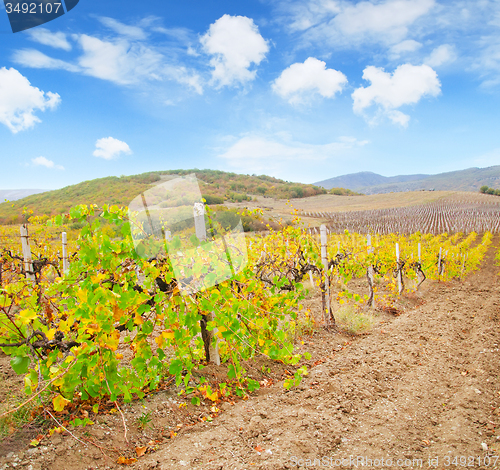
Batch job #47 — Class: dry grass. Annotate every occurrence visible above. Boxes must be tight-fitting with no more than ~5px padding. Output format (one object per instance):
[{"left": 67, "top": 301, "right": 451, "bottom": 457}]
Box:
[{"left": 334, "top": 305, "right": 377, "bottom": 335}]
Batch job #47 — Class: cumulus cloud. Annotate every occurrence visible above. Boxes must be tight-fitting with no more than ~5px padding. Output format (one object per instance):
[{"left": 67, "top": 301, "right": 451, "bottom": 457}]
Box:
[
  {"left": 352, "top": 63, "right": 441, "bottom": 126},
  {"left": 217, "top": 134, "right": 369, "bottom": 173},
  {"left": 93, "top": 137, "right": 132, "bottom": 160},
  {"left": 389, "top": 39, "right": 422, "bottom": 59},
  {"left": 424, "top": 44, "right": 457, "bottom": 67},
  {"left": 32, "top": 156, "right": 64, "bottom": 170},
  {"left": 0, "top": 67, "right": 60, "bottom": 133},
  {"left": 28, "top": 28, "right": 72, "bottom": 50},
  {"left": 200, "top": 15, "right": 269, "bottom": 88},
  {"left": 272, "top": 57, "right": 347, "bottom": 104}
]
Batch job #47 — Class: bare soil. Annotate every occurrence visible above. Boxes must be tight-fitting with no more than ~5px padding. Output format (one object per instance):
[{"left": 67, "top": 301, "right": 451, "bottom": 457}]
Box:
[{"left": 1, "top": 239, "right": 500, "bottom": 469}]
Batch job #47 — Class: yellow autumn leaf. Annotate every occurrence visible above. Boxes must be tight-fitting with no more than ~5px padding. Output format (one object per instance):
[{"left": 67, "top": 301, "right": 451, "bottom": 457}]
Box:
[
  {"left": 113, "top": 304, "right": 123, "bottom": 321},
  {"left": 91, "top": 272, "right": 107, "bottom": 283},
  {"left": 207, "top": 391, "right": 219, "bottom": 402},
  {"left": 134, "top": 313, "right": 143, "bottom": 325},
  {"left": 76, "top": 289, "right": 87, "bottom": 303},
  {"left": 0, "top": 294, "right": 12, "bottom": 308},
  {"left": 86, "top": 323, "right": 101, "bottom": 334},
  {"left": 58, "top": 319, "right": 70, "bottom": 333},
  {"left": 117, "top": 456, "right": 137, "bottom": 465},
  {"left": 19, "top": 309, "right": 37, "bottom": 324},
  {"left": 45, "top": 328, "right": 56, "bottom": 341},
  {"left": 100, "top": 330, "right": 120, "bottom": 351},
  {"left": 154, "top": 335, "right": 165, "bottom": 349},
  {"left": 164, "top": 330, "right": 175, "bottom": 339},
  {"left": 53, "top": 395, "right": 70, "bottom": 412}
]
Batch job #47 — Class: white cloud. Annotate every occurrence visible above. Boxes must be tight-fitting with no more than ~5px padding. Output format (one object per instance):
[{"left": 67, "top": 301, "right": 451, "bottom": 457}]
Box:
[
  {"left": 217, "top": 134, "right": 369, "bottom": 173},
  {"left": 13, "top": 18, "right": 203, "bottom": 95},
  {"left": 75, "top": 34, "right": 163, "bottom": 85},
  {"left": 283, "top": 0, "right": 341, "bottom": 32},
  {"left": 97, "top": 17, "right": 147, "bottom": 40},
  {"left": 28, "top": 28, "right": 72, "bottom": 51},
  {"left": 283, "top": 0, "right": 435, "bottom": 47},
  {"left": 13, "top": 49, "right": 80, "bottom": 72},
  {"left": 424, "top": 44, "right": 457, "bottom": 67},
  {"left": 200, "top": 15, "right": 269, "bottom": 88},
  {"left": 272, "top": 57, "right": 347, "bottom": 104},
  {"left": 0, "top": 67, "right": 60, "bottom": 133},
  {"left": 334, "top": 0, "right": 434, "bottom": 39},
  {"left": 389, "top": 39, "right": 422, "bottom": 59},
  {"left": 32, "top": 156, "right": 64, "bottom": 170},
  {"left": 472, "top": 35, "right": 500, "bottom": 87},
  {"left": 93, "top": 137, "right": 132, "bottom": 160},
  {"left": 352, "top": 64, "right": 441, "bottom": 126}
]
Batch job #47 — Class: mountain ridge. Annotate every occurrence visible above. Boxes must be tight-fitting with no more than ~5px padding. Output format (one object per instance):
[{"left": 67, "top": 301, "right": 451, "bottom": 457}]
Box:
[{"left": 315, "top": 165, "right": 500, "bottom": 194}]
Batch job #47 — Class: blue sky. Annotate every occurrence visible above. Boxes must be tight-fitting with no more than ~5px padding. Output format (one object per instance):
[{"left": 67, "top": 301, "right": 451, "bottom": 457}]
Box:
[{"left": 1, "top": 0, "right": 500, "bottom": 189}]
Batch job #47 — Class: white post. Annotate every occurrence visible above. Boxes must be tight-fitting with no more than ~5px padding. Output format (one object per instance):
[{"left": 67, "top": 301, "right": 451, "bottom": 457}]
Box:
[
  {"left": 62, "top": 232, "right": 69, "bottom": 275},
  {"left": 193, "top": 203, "right": 207, "bottom": 242},
  {"left": 20, "top": 225, "right": 35, "bottom": 283},
  {"left": 193, "top": 203, "right": 220, "bottom": 365},
  {"left": 320, "top": 225, "right": 331, "bottom": 326},
  {"left": 367, "top": 234, "right": 375, "bottom": 307}
]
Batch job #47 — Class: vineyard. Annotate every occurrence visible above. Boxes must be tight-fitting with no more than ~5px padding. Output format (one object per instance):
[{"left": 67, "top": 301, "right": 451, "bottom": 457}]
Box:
[
  {"left": 301, "top": 197, "right": 500, "bottom": 234},
  {"left": 0, "top": 196, "right": 498, "bottom": 468}
]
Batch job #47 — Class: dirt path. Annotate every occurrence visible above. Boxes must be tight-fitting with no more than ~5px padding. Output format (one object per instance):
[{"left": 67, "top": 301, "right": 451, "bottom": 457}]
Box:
[{"left": 1, "top": 239, "right": 499, "bottom": 469}]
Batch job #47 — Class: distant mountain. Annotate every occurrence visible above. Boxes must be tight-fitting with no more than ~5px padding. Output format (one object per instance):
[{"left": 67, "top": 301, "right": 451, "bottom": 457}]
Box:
[
  {"left": 315, "top": 166, "right": 500, "bottom": 195},
  {"left": 315, "top": 171, "right": 429, "bottom": 190},
  {"left": 0, "top": 189, "right": 47, "bottom": 201}
]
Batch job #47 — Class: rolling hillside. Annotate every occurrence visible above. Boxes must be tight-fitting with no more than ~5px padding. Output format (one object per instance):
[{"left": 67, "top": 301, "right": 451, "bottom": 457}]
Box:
[
  {"left": 315, "top": 165, "right": 500, "bottom": 194},
  {"left": 0, "top": 169, "right": 327, "bottom": 224}
]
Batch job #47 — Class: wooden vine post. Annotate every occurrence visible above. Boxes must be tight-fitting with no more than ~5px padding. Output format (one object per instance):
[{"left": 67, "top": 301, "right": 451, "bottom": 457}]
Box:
[
  {"left": 320, "top": 225, "right": 332, "bottom": 328},
  {"left": 62, "top": 232, "right": 69, "bottom": 275},
  {"left": 366, "top": 234, "right": 375, "bottom": 307},
  {"left": 193, "top": 202, "right": 220, "bottom": 365},
  {"left": 416, "top": 242, "right": 424, "bottom": 286},
  {"left": 438, "top": 247, "right": 442, "bottom": 280},
  {"left": 20, "top": 225, "right": 35, "bottom": 283},
  {"left": 396, "top": 242, "right": 403, "bottom": 295}
]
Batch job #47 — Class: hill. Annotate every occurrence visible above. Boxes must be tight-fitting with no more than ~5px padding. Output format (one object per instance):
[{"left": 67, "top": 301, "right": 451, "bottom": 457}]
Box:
[
  {"left": 315, "top": 165, "right": 500, "bottom": 194},
  {"left": 315, "top": 171, "right": 428, "bottom": 190},
  {"left": 0, "top": 169, "right": 327, "bottom": 224}
]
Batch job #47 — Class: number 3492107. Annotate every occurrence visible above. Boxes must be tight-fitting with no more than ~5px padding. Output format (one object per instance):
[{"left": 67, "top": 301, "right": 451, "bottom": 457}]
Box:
[{"left": 5, "top": 3, "right": 62, "bottom": 14}]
